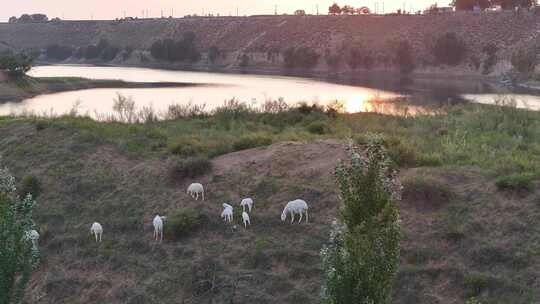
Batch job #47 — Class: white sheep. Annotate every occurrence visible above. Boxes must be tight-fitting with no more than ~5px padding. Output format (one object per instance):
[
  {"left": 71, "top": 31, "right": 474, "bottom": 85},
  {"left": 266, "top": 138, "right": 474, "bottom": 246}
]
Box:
[
  {"left": 90, "top": 222, "right": 103, "bottom": 242},
  {"left": 242, "top": 211, "right": 251, "bottom": 228},
  {"left": 187, "top": 183, "right": 205, "bottom": 201},
  {"left": 221, "top": 204, "right": 234, "bottom": 223},
  {"left": 153, "top": 215, "right": 164, "bottom": 242},
  {"left": 240, "top": 198, "right": 254, "bottom": 213},
  {"left": 25, "top": 229, "right": 40, "bottom": 248},
  {"left": 281, "top": 199, "right": 309, "bottom": 224}
]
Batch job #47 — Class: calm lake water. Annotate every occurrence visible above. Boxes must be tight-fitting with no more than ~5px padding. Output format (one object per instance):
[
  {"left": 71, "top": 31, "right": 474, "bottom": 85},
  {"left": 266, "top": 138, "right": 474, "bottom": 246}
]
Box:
[{"left": 1, "top": 65, "right": 539, "bottom": 118}]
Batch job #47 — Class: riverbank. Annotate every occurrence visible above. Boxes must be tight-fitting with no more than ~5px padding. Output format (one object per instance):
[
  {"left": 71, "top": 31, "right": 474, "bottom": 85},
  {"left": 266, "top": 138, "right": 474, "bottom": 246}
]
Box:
[
  {"left": 1, "top": 102, "right": 538, "bottom": 303},
  {"left": 0, "top": 76, "right": 206, "bottom": 103}
]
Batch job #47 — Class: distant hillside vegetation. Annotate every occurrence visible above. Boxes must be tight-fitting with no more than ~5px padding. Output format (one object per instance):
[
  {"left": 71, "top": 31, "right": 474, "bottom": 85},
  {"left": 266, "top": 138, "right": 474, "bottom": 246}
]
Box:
[{"left": 1, "top": 13, "right": 539, "bottom": 74}]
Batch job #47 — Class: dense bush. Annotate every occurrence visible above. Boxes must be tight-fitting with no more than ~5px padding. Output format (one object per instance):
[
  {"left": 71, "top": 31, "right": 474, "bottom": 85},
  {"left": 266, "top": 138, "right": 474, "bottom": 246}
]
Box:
[
  {"left": 0, "top": 164, "right": 39, "bottom": 303},
  {"left": 0, "top": 52, "right": 33, "bottom": 77},
  {"left": 169, "top": 157, "right": 212, "bottom": 180},
  {"left": 395, "top": 41, "right": 415, "bottom": 74},
  {"left": 482, "top": 43, "right": 498, "bottom": 75},
  {"left": 239, "top": 54, "right": 250, "bottom": 67},
  {"left": 169, "top": 137, "right": 206, "bottom": 156},
  {"left": 495, "top": 173, "right": 536, "bottom": 192},
  {"left": 19, "top": 175, "right": 41, "bottom": 199},
  {"left": 150, "top": 32, "right": 201, "bottom": 62},
  {"left": 346, "top": 48, "right": 363, "bottom": 70},
  {"left": 208, "top": 46, "right": 221, "bottom": 63},
  {"left": 306, "top": 121, "right": 329, "bottom": 134},
  {"left": 232, "top": 134, "right": 272, "bottom": 151},
  {"left": 164, "top": 209, "right": 201, "bottom": 239},
  {"left": 46, "top": 45, "right": 74, "bottom": 61},
  {"left": 283, "top": 47, "right": 320, "bottom": 69},
  {"left": 346, "top": 48, "right": 376, "bottom": 70},
  {"left": 79, "top": 39, "right": 121, "bottom": 61},
  {"left": 9, "top": 14, "right": 48, "bottom": 23},
  {"left": 432, "top": 33, "right": 466, "bottom": 66},
  {"left": 511, "top": 45, "right": 537, "bottom": 74},
  {"left": 322, "top": 136, "right": 401, "bottom": 304}
]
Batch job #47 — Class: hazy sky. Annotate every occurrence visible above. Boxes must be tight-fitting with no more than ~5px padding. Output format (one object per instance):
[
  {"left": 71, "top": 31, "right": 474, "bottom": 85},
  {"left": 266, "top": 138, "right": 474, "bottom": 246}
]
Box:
[{"left": 3, "top": 0, "right": 446, "bottom": 21}]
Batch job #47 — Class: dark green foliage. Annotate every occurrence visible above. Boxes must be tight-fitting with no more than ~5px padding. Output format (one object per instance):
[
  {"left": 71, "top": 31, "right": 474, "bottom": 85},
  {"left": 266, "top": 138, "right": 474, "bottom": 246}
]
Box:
[
  {"left": 322, "top": 137, "right": 401, "bottom": 304},
  {"left": 306, "top": 121, "right": 329, "bottom": 134},
  {"left": 0, "top": 52, "right": 33, "bottom": 77},
  {"left": 0, "top": 165, "right": 39, "bottom": 304},
  {"left": 495, "top": 173, "right": 536, "bottom": 192},
  {"left": 283, "top": 47, "right": 320, "bottom": 69},
  {"left": 395, "top": 41, "right": 415, "bottom": 74},
  {"left": 19, "top": 175, "right": 41, "bottom": 199},
  {"left": 169, "top": 157, "right": 212, "bottom": 180},
  {"left": 511, "top": 45, "right": 537, "bottom": 74},
  {"left": 432, "top": 33, "right": 466, "bottom": 66},
  {"left": 346, "top": 48, "right": 363, "bottom": 70},
  {"left": 150, "top": 32, "right": 201, "bottom": 63},
  {"left": 164, "top": 209, "right": 201, "bottom": 239},
  {"left": 45, "top": 45, "right": 74, "bottom": 61},
  {"left": 232, "top": 134, "right": 272, "bottom": 151},
  {"left": 451, "top": 0, "right": 490, "bottom": 10},
  {"left": 208, "top": 46, "right": 221, "bottom": 63},
  {"left": 169, "top": 137, "right": 206, "bottom": 156},
  {"left": 9, "top": 14, "right": 48, "bottom": 23},
  {"left": 81, "top": 39, "right": 121, "bottom": 61},
  {"left": 329, "top": 3, "right": 342, "bottom": 14},
  {"left": 482, "top": 43, "right": 498, "bottom": 75},
  {"left": 239, "top": 54, "right": 250, "bottom": 67}
]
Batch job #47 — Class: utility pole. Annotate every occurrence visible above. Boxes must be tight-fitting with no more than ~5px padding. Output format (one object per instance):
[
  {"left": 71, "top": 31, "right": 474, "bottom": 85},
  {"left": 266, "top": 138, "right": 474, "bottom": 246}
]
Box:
[
  {"left": 317, "top": 4, "right": 319, "bottom": 15},
  {"left": 274, "top": 4, "right": 277, "bottom": 15},
  {"left": 236, "top": 6, "right": 239, "bottom": 16}
]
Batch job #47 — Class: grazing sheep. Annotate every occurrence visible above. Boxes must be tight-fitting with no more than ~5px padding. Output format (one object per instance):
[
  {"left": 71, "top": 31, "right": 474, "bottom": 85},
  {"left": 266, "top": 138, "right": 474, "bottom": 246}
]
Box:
[
  {"left": 25, "top": 229, "right": 40, "bottom": 248},
  {"left": 90, "top": 222, "right": 103, "bottom": 242},
  {"left": 281, "top": 199, "right": 309, "bottom": 224},
  {"left": 242, "top": 211, "right": 251, "bottom": 228},
  {"left": 221, "top": 204, "right": 234, "bottom": 223},
  {"left": 153, "top": 215, "right": 164, "bottom": 242},
  {"left": 187, "top": 183, "right": 205, "bottom": 201},
  {"left": 240, "top": 198, "right": 254, "bottom": 213}
]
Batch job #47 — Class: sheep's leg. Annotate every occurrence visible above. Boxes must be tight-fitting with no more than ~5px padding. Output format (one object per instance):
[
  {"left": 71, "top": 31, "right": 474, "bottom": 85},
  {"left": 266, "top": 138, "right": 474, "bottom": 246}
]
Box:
[
  {"left": 305, "top": 210, "right": 308, "bottom": 223},
  {"left": 160, "top": 230, "right": 163, "bottom": 242},
  {"left": 290, "top": 212, "right": 294, "bottom": 224},
  {"left": 202, "top": 191, "right": 205, "bottom": 201},
  {"left": 299, "top": 212, "right": 303, "bottom": 223}
]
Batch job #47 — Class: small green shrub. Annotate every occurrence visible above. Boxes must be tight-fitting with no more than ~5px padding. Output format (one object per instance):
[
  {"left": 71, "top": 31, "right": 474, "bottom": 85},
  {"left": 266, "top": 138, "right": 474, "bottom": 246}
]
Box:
[
  {"left": 495, "top": 173, "right": 536, "bottom": 192},
  {"left": 169, "top": 157, "right": 212, "bottom": 180},
  {"left": 19, "top": 175, "right": 41, "bottom": 199},
  {"left": 306, "top": 121, "right": 329, "bottom": 134},
  {"left": 164, "top": 209, "right": 201, "bottom": 239},
  {"left": 169, "top": 137, "right": 206, "bottom": 156},
  {"left": 232, "top": 134, "right": 272, "bottom": 151},
  {"left": 35, "top": 120, "right": 49, "bottom": 131},
  {"left": 464, "top": 273, "right": 491, "bottom": 298}
]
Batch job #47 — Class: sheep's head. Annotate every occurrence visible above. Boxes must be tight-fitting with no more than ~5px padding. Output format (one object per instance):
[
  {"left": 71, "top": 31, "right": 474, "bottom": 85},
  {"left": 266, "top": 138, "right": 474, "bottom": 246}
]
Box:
[{"left": 281, "top": 208, "right": 287, "bottom": 221}]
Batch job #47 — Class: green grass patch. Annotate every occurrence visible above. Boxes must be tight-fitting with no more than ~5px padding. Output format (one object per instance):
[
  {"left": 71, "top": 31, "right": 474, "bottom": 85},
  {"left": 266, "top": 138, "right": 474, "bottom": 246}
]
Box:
[
  {"left": 164, "top": 209, "right": 201, "bottom": 239},
  {"left": 495, "top": 172, "right": 537, "bottom": 192}
]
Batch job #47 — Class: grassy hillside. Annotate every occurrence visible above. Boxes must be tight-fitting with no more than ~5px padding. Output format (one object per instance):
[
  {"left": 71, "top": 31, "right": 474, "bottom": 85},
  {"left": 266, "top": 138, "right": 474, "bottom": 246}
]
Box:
[{"left": 0, "top": 101, "right": 539, "bottom": 303}]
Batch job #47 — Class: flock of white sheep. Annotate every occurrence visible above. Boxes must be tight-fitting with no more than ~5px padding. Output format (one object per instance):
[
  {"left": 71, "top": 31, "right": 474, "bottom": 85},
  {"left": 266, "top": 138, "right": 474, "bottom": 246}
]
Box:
[{"left": 26, "top": 182, "right": 310, "bottom": 246}]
